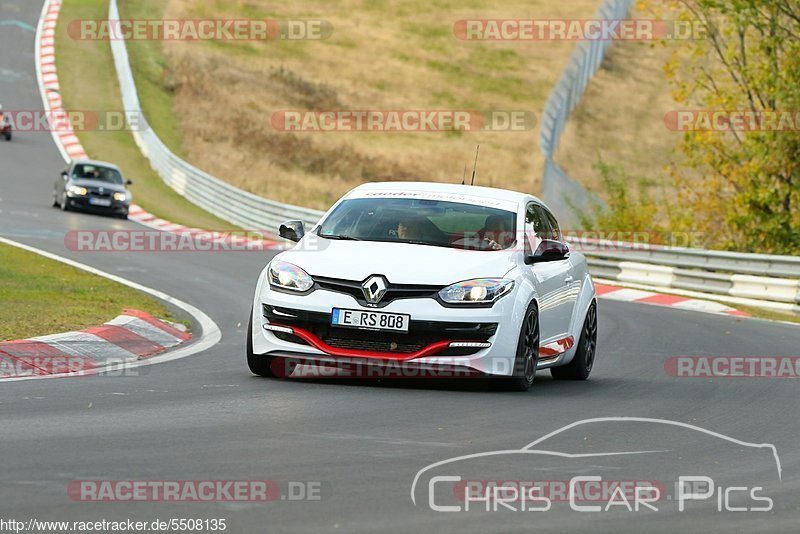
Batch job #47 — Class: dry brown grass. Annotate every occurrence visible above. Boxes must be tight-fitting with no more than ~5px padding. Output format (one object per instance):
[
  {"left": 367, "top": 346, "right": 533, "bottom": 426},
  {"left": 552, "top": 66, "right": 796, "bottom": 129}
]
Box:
[
  {"left": 125, "top": 0, "right": 601, "bottom": 210},
  {"left": 555, "top": 3, "right": 687, "bottom": 200}
]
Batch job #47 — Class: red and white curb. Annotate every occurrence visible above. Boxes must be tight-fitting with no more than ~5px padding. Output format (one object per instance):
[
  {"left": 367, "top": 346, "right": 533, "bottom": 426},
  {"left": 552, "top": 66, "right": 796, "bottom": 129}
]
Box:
[
  {"left": 36, "top": 0, "right": 85, "bottom": 162},
  {"left": 0, "top": 309, "right": 191, "bottom": 378},
  {"left": 127, "top": 205, "right": 284, "bottom": 250},
  {"left": 0, "top": 236, "right": 221, "bottom": 382},
  {"left": 595, "top": 283, "right": 750, "bottom": 317},
  {"left": 35, "top": 0, "right": 283, "bottom": 251}
]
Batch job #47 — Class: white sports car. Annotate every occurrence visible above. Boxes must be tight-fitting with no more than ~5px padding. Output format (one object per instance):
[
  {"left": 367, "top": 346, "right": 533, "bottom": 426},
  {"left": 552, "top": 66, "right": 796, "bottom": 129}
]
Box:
[{"left": 248, "top": 182, "right": 597, "bottom": 390}]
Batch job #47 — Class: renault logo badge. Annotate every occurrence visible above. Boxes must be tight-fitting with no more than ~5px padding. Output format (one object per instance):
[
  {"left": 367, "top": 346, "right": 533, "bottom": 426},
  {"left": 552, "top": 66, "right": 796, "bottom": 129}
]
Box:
[{"left": 362, "top": 275, "right": 388, "bottom": 305}]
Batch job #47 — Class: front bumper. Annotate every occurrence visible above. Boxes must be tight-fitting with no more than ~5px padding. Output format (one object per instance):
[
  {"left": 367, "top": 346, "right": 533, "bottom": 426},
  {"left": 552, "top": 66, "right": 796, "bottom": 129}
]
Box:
[
  {"left": 66, "top": 195, "right": 129, "bottom": 215},
  {"left": 252, "top": 282, "right": 523, "bottom": 377}
]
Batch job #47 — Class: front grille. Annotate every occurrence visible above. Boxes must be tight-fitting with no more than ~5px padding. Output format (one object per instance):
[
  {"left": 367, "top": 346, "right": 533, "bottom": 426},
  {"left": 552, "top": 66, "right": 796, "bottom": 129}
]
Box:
[
  {"left": 314, "top": 276, "right": 443, "bottom": 308},
  {"left": 326, "top": 337, "right": 424, "bottom": 353},
  {"left": 263, "top": 305, "right": 496, "bottom": 356}
]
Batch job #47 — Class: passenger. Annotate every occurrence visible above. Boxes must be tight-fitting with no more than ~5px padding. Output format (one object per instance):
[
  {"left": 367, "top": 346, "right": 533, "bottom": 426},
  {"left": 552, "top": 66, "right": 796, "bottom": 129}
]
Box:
[{"left": 480, "top": 215, "right": 512, "bottom": 250}]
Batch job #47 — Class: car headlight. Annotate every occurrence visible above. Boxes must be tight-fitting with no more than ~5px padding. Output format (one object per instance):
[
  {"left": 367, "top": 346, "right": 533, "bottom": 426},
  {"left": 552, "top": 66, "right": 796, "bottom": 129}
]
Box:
[
  {"left": 113, "top": 192, "right": 127, "bottom": 201},
  {"left": 268, "top": 260, "right": 313, "bottom": 292},
  {"left": 68, "top": 185, "right": 87, "bottom": 196},
  {"left": 439, "top": 278, "right": 514, "bottom": 305}
]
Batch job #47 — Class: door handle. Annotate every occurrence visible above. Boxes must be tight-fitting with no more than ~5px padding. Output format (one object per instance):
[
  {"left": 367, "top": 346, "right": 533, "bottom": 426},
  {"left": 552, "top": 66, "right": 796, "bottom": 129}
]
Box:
[{"left": 563, "top": 276, "right": 574, "bottom": 284}]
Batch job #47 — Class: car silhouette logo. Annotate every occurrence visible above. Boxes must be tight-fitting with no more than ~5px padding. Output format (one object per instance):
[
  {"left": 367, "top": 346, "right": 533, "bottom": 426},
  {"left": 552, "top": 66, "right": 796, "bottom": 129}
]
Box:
[{"left": 362, "top": 275, "right": 388, "bottom": 304}]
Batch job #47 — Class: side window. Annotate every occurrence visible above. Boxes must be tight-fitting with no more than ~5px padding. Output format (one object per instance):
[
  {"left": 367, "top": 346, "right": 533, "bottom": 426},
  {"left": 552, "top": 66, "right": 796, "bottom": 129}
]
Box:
[
  {"left": 540, "top": 207, "right": 562, "bottom": 242},
  {"left": 525, "top": 203, "right": 550, "bottom": 239},
  {"left": 524, "top": 203, "right": 547, "bottom": 255}
]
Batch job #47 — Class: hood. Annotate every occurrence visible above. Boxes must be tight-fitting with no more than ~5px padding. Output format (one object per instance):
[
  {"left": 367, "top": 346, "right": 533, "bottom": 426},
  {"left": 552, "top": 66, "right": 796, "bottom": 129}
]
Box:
[
  {"left": 70, "top": 179, "right": 127, "bottom": 192},
  {"left": 278, "top": 238, "right": 517, "bottom": 285}
]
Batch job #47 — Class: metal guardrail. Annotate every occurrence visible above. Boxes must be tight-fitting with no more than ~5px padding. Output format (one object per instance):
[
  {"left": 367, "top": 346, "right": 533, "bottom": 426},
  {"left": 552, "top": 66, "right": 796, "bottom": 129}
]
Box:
[
  {"left": 108, "top": 0, "right": 325, "bottom": 232},
  {"left": 571, "top": 238, "right": 800, "bottom": 311},
  {"left": 538, "top": 0, "right": 635, "bottom": 227}
]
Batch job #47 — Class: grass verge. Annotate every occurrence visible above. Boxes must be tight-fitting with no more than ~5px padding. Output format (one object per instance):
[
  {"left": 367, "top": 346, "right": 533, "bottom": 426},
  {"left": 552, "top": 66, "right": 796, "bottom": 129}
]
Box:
[
  {"left": 0, "top": 242, "right": 178, "bottom": 340},
  {"left": 55, "top": 0, "right": 238, "bottom": 230},
  {"left": 111, "top": 0, "right": 600, "bottom": 210}
]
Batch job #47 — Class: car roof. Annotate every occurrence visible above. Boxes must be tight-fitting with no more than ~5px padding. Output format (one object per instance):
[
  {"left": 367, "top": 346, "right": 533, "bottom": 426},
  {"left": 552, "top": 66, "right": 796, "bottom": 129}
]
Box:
[
  {"left": 71, "top": 159, "right": 122, "bottom": 172},
  {"left": 350, "top": 181, "right": 542, "bottom": 208}
]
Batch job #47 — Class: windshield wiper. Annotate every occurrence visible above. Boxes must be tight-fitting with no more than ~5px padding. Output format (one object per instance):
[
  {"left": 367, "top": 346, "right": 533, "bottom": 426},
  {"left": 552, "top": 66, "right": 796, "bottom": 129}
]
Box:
[{"left": 318, "top": 233, "right": 362, "bottom": 241}]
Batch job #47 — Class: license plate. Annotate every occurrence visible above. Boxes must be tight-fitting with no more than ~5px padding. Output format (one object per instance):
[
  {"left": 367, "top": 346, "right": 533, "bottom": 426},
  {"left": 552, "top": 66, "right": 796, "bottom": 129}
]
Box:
[
  {"left": 89, "top": 197, "right": 112, "bottom": 207},
  {"left": 331, "top": 308, "right": 410, "bottom": 332}
]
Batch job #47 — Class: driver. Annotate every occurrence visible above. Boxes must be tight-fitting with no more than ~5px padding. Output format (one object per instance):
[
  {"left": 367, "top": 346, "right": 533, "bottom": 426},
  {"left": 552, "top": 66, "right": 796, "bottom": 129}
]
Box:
[{"left": 397, "top": 218, "right": 425, "bottom": 241}]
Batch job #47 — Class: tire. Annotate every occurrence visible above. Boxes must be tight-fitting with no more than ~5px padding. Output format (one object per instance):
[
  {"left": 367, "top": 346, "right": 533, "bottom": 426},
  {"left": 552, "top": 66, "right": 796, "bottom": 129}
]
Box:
[
  {"left": 59, "top": 192, "right": 69, "bottom": 211},
  {"left": 52, "top": 191, "right": 60, "bottom": 207},
  {"left": 246, "top": 308, "right": 293, "bottom": 378},
  {"left": 551, "top": 301, "right": 597, "bottom": 381},
  {"left": 504, "top": 301, "right": 540, "bottom": 391}
]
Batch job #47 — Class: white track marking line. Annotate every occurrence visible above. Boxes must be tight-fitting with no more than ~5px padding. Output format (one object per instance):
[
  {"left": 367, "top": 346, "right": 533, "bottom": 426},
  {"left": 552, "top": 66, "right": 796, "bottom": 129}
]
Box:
[{"left": 0, "top": 236, "right": 221, "bottom": 382}]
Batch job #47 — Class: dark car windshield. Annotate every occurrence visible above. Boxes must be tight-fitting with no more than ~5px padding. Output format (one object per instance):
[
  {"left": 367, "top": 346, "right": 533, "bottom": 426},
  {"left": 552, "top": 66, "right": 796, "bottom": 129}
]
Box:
[
  {"left": 317, "top": 197, "right": 517, "bottom": 250},
  {"left": 72, "top": 164, "right": 124, "bottom": 185}
]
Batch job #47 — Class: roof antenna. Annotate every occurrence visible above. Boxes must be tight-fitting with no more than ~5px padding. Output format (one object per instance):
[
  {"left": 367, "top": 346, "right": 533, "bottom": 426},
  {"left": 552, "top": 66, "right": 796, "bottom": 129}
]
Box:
[
  {"left": 461, "top": 163, "right": 467, "bottom": 185},
  {"left": 470, "top": 144, "right": 480, "bottom": 186}
]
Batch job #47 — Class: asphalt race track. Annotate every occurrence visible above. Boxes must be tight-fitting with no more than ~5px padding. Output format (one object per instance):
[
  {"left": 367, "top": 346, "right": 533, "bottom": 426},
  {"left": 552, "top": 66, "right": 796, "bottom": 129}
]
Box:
[{"left": 1, "top": 2, "right": 799, "bottom": 532}]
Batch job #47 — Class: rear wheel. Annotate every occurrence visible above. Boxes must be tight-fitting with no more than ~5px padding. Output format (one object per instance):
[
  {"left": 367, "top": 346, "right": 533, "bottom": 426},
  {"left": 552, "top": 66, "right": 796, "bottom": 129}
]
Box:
[
  {"left": 551, "top": 301, "right": 597, "bottom": 381},
  {"left": 505, "top": 302, "right": 539, "bottom": 391}
]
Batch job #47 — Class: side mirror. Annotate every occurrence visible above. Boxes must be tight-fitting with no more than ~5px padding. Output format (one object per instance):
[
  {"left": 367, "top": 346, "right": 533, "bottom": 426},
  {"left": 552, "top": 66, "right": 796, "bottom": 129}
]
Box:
[
  {"left": 126, "top": 179, "right": 133, "bottom": 186},
  {"left": 61, "top": 171, "right": 68, "bottom": 180},
  {"left": 526, "top": 239, "right": 569, "bottom": 264},
  {"left": 279, "top": 220, "right": 305, "bottom": 242}
]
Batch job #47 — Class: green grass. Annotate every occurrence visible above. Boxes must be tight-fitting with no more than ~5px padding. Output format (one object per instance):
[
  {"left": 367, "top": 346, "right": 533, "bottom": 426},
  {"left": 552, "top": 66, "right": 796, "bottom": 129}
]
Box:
[
  {"left": 120, "top": 0, "right": 185, "bottom": 156},
  {"left": 55, "top": 0, "right": 238, "bottom": 231},
  {"left": 0, "top": 243, "right": 177, "bottom": 340},
  {"left": 732, "top": 304, "right": 800, "bottom": 325}
]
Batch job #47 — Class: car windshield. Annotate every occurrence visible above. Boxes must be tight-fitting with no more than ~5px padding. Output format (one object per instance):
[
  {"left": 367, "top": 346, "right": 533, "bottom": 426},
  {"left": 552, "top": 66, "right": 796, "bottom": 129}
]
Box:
[
  {"left": 318, "top": 197, "right": 517, "bottom": 250},
  {"left": 72, "top": 164, "right": 123, "bottom": 185}
]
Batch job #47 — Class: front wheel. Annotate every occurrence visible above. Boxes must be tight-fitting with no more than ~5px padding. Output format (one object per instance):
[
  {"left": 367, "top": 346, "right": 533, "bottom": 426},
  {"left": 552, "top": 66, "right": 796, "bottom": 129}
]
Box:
[
  {"left": 60, "top": 192, "right": 69, "bottom": 211},
  {"left": 551, "top": 301, "right": 597, "bottom": 381},
  {"left": 246, "top": 309, "right": 293, "bottom": 378},
  {"left": 504, "top": 302, "right": 539, "bottom": 391}
]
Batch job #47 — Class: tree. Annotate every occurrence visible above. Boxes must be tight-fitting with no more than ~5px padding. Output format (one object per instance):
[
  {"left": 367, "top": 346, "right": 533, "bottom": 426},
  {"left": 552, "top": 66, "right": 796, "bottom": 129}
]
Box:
[{"left": 664, "top": 0, "right": 800, "bottom": 254}]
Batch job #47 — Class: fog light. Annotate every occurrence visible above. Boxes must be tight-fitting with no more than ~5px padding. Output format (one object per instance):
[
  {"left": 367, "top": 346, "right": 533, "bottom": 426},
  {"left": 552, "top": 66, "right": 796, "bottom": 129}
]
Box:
[{"left": 263, "top": 324, "right": 294, "bottom": 334}]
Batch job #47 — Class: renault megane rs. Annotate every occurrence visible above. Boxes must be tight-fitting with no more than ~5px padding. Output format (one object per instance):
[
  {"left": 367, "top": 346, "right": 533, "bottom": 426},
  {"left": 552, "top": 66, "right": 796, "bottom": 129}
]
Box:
[{"left": 247, "top": 182, "right": 597, "bottom": 391}]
